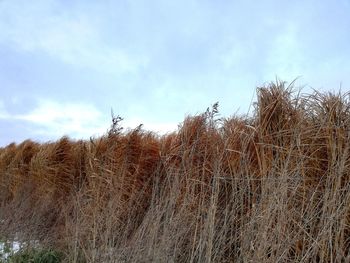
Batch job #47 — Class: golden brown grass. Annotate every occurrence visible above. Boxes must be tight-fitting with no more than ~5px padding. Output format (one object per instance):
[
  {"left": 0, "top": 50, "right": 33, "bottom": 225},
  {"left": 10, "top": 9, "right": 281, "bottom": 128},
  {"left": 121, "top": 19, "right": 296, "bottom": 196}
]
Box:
[{"left": 1, "top": 80, "right": 350, "bottom": 262}]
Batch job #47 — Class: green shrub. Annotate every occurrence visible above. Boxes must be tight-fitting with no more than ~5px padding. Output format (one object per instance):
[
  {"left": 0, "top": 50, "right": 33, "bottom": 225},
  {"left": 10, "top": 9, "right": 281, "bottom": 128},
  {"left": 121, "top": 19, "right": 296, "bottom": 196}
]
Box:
[{"left": 6, "top": 249, "right": 63, "bottom": 263}]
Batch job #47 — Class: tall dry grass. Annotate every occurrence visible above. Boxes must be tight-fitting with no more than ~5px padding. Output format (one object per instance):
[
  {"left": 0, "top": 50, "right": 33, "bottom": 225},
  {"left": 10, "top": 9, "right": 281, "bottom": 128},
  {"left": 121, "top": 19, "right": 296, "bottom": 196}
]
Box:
[{"left": 1, "top": 80, "right": 350, "bottom": 262}]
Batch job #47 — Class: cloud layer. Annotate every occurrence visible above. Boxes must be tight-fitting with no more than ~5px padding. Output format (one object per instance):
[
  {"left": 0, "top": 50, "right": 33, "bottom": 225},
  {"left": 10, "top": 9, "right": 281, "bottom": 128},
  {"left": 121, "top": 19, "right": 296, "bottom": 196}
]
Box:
[{"left": 0, "top": 0, "right": 349, "bottom": 145}]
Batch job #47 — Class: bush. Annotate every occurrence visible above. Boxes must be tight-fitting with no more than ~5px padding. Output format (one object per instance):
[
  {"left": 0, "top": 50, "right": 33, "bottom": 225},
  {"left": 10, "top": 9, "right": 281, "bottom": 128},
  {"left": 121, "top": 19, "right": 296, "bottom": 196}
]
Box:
[{"left": 6, "top": 249, "right": 63, "bottom": 263}]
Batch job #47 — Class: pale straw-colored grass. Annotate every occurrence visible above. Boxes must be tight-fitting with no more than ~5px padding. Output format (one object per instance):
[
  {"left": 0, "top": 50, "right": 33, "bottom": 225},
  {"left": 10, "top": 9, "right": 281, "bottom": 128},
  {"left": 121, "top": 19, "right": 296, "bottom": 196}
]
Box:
[{"left": 1, "top": 81, "right": 349, "bottom": 262}]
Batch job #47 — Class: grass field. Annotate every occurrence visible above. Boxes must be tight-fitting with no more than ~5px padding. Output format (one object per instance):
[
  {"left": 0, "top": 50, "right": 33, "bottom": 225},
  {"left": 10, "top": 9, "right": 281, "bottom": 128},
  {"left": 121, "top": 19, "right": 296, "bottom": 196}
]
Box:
[{"left": 1, "top": 81, "right": 350, "bottom": 262}]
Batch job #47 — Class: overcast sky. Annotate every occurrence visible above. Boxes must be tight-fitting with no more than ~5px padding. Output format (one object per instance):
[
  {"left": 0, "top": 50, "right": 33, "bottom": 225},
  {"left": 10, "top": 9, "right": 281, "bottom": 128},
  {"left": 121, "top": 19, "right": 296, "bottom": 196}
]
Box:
[{"left": 0, "top": 0, "right": 349, "bottom": 146}]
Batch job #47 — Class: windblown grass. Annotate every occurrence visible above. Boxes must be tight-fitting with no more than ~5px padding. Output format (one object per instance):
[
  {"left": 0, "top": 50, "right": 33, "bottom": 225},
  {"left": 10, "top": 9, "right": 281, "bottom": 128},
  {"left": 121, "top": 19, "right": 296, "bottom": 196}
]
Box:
[{"left": 1, "top": 80, "right": 350, "bottom": 262}]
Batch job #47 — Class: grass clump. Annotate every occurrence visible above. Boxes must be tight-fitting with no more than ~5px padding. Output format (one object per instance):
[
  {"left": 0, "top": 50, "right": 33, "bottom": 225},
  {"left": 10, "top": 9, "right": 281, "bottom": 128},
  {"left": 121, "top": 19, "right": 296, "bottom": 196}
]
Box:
[{"left": 0, "top": 80, "right": 350, "bottom": 262}]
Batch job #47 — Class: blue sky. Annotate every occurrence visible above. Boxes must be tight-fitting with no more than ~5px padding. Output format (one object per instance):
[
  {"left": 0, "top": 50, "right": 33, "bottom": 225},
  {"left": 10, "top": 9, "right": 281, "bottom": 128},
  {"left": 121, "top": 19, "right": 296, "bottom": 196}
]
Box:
[{"left": 0, "top": 0, "right": 350, "bottom": 146}]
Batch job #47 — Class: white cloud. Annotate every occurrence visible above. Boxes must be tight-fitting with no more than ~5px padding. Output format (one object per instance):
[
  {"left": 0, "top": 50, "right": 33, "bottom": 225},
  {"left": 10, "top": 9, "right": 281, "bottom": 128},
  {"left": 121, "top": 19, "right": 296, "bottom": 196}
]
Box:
[
  {"left": 0, "top": 100, "right": 109, "bottom": 139},
  {"left": 20, "top": 101, "right": 108, "bottom": 138},
  {"left": 0, "top": 0, "right": 148, "bottom": 74},
  {"left": 0, "top": 99, "right": 177, "bottom": 141},
  {"left": 124, "top": 118, "right": 178, "bottom": 135}
]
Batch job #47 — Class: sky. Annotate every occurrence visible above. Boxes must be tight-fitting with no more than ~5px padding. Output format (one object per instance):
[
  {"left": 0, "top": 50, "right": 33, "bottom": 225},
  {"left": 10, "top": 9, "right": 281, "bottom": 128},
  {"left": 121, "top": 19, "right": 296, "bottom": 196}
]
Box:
[{"left": 0, "top": 0, "right": 350, "bottom": 146}]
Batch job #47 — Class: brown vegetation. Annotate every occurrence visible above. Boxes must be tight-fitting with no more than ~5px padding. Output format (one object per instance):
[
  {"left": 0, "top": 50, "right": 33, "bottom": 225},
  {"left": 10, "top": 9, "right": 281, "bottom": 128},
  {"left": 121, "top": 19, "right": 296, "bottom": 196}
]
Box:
[{"left": 1, "top": 80, "right": 350, "bottom": 262}]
